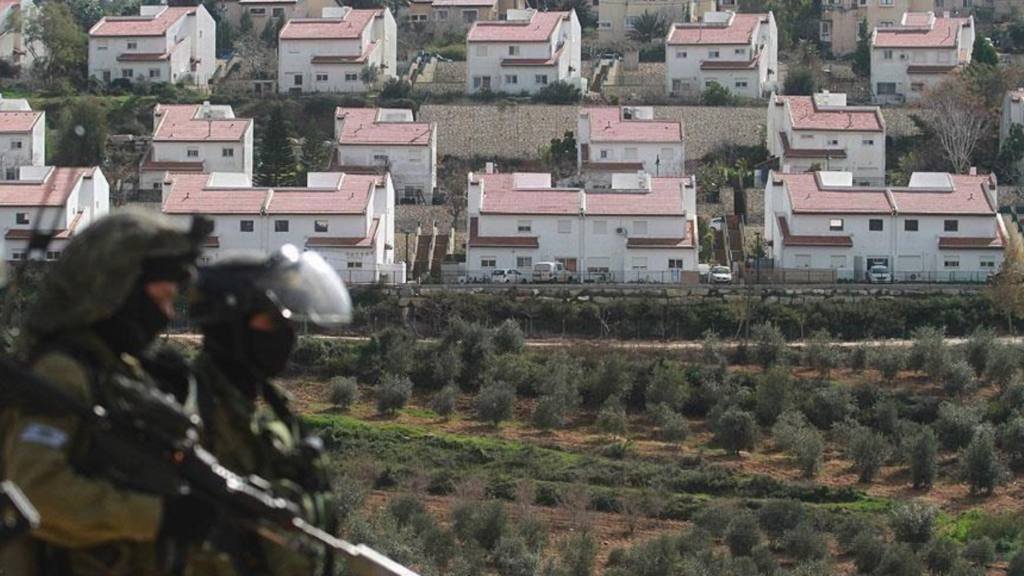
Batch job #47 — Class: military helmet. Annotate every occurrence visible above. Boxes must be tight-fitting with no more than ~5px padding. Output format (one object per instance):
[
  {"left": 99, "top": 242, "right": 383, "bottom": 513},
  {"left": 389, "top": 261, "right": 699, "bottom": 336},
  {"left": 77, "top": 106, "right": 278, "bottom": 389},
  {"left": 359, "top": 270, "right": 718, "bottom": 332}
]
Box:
[
  {"left": 190, "top": 245, "right": 352, "bottom": 328},
  {"left": 24, "top": 209, "right": 209, "bottom": 340}
]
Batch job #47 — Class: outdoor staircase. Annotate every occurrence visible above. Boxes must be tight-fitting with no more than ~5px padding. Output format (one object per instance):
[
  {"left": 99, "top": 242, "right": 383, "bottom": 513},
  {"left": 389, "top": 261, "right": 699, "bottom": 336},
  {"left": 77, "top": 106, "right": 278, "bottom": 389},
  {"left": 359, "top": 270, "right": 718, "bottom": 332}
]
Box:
[{"left": 410, "top": 221, "right": 453, "bottom": 281}]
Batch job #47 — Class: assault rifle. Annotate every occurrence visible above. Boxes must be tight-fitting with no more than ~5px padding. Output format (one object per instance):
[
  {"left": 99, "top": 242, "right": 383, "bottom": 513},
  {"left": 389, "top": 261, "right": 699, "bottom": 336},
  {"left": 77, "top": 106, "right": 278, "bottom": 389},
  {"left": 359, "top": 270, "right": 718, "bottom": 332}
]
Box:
[{"left": 0, "top": 356, "right": 418, "bottom": 576}]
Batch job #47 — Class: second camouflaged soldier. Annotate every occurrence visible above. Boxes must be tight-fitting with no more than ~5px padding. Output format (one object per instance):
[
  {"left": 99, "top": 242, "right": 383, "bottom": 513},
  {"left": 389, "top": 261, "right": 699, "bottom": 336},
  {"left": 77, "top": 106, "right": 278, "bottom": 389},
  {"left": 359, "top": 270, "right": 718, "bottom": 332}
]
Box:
[{"left": 186, "top": 245, "right": 352, "bottom": 575}]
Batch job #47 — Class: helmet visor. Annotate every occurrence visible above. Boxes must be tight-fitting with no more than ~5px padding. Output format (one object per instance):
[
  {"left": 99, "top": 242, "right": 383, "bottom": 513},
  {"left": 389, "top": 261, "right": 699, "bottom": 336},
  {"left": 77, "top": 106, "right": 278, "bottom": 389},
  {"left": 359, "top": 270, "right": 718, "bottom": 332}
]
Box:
[{"left": 258, "top": 245, "right": 353, "bottom": 326}]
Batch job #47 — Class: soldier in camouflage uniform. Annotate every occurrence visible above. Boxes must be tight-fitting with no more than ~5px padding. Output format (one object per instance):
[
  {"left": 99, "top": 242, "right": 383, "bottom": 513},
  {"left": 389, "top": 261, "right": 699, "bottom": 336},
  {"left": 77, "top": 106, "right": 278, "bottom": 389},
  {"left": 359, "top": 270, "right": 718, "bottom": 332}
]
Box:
[
  {"left": 0, "top": 209, "right": 210, "bottom": 576},
  {"left": 185, "top": 245, "right": 351, "bottom": 575}
]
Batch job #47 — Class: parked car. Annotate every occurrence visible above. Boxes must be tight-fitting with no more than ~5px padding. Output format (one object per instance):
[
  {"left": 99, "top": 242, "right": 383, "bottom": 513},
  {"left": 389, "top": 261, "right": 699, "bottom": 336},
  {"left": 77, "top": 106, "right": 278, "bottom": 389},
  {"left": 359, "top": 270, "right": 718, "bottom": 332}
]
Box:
[
  {"left": 709, "top": 217, "right": 724, "bottom": 231},
  {"left": 710, "top": 265, "right": 733, "bottom": 284},
  {"left": 867, "top": 265, "right": 892, "bottom": 284},
  {"left": 490, "top": 268, "right": 527, "bottom": 284},
  {"left": 532, "top": 261, "right": 573, "bottom": 283}
]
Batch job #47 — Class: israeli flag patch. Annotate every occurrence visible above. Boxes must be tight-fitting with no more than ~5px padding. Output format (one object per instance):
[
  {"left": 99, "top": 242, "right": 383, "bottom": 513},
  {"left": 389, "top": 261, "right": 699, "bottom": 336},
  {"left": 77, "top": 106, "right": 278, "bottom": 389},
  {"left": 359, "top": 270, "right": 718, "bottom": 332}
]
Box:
[{"left": 19, "top": 424, "right": 68, "bottom": 449}]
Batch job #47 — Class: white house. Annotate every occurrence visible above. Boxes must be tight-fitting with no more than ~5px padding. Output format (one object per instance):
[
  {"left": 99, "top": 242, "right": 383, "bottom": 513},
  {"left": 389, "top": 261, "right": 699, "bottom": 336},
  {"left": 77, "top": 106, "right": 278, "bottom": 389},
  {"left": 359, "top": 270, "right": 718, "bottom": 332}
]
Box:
[
  {"left": 576, "top": 106, "right": 685, "bottom": 186},
  {"left": 88, "top": 4, "right": 216, "bottom": 87},
  {"left": 334, "top": 107, "right": 437, "bottom": 204},
  {"left": 1000, "top": 88, "right": 1024, "bottom": 178},
  {"left": 0, "top": 95, "right": 43, "bottom": 179},
  {"left": 466, "top": 9, "right": 582, "bottom": 95},
  {"left": 161, "top": 171, "right": 404, "bottom": 283},
  {"left": 666, "top": 11, "right": 779, "bottom": 99},
  {"left": 0, "top": 0, "right": 41, "bottom": 70},
  {"left": 0, "top": 166, "right": 110, "bottom": 261},
  {"left": 870, "top": 11, "right": 974, "bottom": 104},
  {"left": 277, "top": 6, "right": 397, "bottom": 94},
  {"left": 767, "top": 92, "right": 886, "bottom": 186},
  {"left": 140, "top": 102, "right": 254, "bottom": 192},
  {"left": 764, "top": 170, "right": 1005, "bottom": 282},
  {"left": 467, "top": 167, "right": 699, "bottom": 282}
]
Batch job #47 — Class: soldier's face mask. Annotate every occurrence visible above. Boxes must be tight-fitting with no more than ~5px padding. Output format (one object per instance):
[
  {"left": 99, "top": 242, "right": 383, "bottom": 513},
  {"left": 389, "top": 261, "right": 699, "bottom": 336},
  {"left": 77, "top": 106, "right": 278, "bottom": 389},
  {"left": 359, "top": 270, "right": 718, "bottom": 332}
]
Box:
[{"left": 247, "top": 312, "right": 296, "bottom": 378}]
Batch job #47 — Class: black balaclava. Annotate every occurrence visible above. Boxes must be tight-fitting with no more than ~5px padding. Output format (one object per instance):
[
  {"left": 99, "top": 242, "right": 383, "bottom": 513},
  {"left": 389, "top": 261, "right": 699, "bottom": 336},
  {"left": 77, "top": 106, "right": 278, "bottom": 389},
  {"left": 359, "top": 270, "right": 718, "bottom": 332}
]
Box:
[
  {"left": 203, "top": 311, "right": 297, "bottom": 394},
  {"left": 93, "top": 257, "right": 189, "bottom": 356}
]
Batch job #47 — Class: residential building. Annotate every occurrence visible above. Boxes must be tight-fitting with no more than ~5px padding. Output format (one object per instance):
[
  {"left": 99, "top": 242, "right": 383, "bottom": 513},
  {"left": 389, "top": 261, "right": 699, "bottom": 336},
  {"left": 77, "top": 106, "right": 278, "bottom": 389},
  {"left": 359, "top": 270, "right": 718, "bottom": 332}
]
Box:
[
  {"left": 666, "top": 11, "right": 779, "bottom": 99},
  {"left": 161, "top": 171, "right": 403, "bottom": 283},
  {"left": 334, "top": 107, "right": 437, "bottom": 204},
  {"left": 1000, "top": 88, "right": 1024, "bottom": 178},
  {"left": 277, "top": 6, "right": 397, "bottom": 94},
  {"left": 466, "top": 9, "right": 583, "bottom": 95},
  {"left": 870, "top": 11, "right": 974, "bottom": 104},
  {"left": 576, "top": 106, "right": 685, "bottom": 186},
  {"left": 88, "top": 5, "right": 216, "bottom": 87},
  {"left": 467, "top": 167, "right": 699, "bottom": 282},
  {"left": 406, "top": 0, "right": 526, "bottom": 25},
  {"left": 767, "top": 92, "right": 886, "bottom": 186},
  {"left": 763, "top": 170, "right": 1005, "bottom": 281},
  {"left": 0, "top": 0, "right": 41, "bottom": 70},
  {"left": 0, "top": 95, "right": 44, "bottom": 179},
  {"left": 597, "top": 0, "right": 715, "bottom": 44},
  {"left": 0, "top": 166, "right": 111, "bottom": 261},
  {"left": 215, "top": 0, "right": 346, "bottom": 29},
  {"left": 139, "top": 102, "right": 254, "bottom": 192},
  {"left": 819, "top": 0, "right": 935, "bottom": 57}
]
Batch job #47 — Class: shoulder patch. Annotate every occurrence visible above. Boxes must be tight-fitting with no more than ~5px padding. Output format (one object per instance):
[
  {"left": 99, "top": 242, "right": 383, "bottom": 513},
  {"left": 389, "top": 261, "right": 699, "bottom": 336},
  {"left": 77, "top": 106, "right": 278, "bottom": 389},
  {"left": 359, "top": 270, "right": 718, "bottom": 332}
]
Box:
[{"left": 19, "top": 423, "right": 69, "bottom": 449}]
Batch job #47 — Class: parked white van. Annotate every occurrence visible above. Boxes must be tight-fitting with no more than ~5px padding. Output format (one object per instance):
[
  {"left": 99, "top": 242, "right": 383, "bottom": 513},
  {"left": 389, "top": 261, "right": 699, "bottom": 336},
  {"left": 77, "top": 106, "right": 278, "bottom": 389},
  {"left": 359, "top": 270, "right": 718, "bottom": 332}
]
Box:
[{"left": 532, "top": 261, "right": 573, "bottom": 283}]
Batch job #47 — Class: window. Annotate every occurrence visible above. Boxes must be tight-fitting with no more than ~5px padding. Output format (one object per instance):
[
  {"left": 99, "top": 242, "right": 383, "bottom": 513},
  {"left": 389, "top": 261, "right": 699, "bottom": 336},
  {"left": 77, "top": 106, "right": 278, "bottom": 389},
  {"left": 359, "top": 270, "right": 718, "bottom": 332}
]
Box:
[
  {"left": 880, "top": 0, "right": 893, "bottom": 5},
  {"left": 676, "top": 50, "right": 687, "bottom": 59},
  {"left": 800, "top": 134, "right": 814, "bottom": 140},
  {"left": 504, "top": 74, "right": 518, "bottom": 85},
  {"left": 944, "top": 219, "right": 959, "bottom": 232},
  {"left": 598, "top": 21, "right": 611, "bottom": 29},
  {"left": 9, "top": 140, "right": 21, "bottom": 150},
  {"left": 127, "top": 41, "right": 137, "bottom": 50},
  {"left": 475, "top": 45, "right": 488, "bottom": 57},
  {"left": 517, "top": 220, "right": 532, "bottom": 233},
  {"left": 877, "top": 82, "right": 896, "bottom": 95},
  {"left": 240, "top": 220, "right": 254, "bottom": 232},
  {"left": 904, "top": 219, "right": 918, "bottom": 231},
  {"left": 869, "top": 219, "right": 883, "bottom": 231},
  {"left": 735, "top": 80, "right": 748, "bottom": 88},
  {"left": 462, "top": 10, "right": 477, "bottom": 23},
  {"left": 508, "top": 45, "right": 520, "bottom": 56},
  {"left": 373, "top": 153, "right": 389, "bottom": 163},
  {"left": 345, "top": 73, "right": 358, "bottom": 81},
  {"left": 222, "top": 147, "right": 234, "bottom": 158},
  {"left": 122, "top": 69, "right": 134, "bottom": 78},
  {"left": 599, "top": 149, "right": 609, "bottom": 159},
  {"left": 5, "top": 168, "right": 15, "bottom": 180},
  {"left": 944, "top": 256, "right": 959, "bottom": 268},
  {"left": 631, "top": 257, "right": 648, "bottom": 270},
  {"left": 149, "top": 68, "right": 160, "bottom": 78},
  {"left": 829, "top": 218, "right": 844, "bottom": 231},
  {"left": 883, "top": 50, "right": 893, "bottom": 60},
  {"left": 250, "top": 7, "right": 266, "bottom": 15},
  {"left": 187, "top": 148, "right": 199, "bottom": 158},
  {"left": 10, "top": 251, "right": 23, "bottom": 261},
  {"left": 828, "top": 139, "right": 839, "bottom": 146},
  {"left": 272, "top": 7, "right": 284, "bottom": 16},
  {"left": 708, "top": 50, "right": 720, "bottom": 58},
  {"left": 481, "top": 257, "right": 497, "bottom": 268},
  {"left": 516, "top": 256, "right": 532, "bottom": 268},
  {"left": 346, "top": 261, "right": 363, "bottom": 269},
  {"left": 15, "top": 213, "right": 28, "bottom": 225},
  {"left": 293, "top": 74, "right": 303, "bottom": 86},
  {"left": 275, "top": 220, "right": 289, "bottom": 232},
  {"left": 316, "top": 73, "right": 328, "bottom": 82},
  {"left": 558, "top": 219, "right": 571, "bottom": 234},
  {"left": 435, "top": 9, "right": 448, "bottom": 18},
  {"left": 593, "top": 220, "right": 607, "bottom": 234},
  {"left": 97, "top": 41, "right": 108, "bottom": 51},
  {"left": 862, "top": 138, "right": 875, "bottom": 146},
  {"left": 668, "top": 259, "right": 685, "bottom": 269},
  {"left": 672, "top": 79, "right": 684, "bottom": 92},
  {"left": 535, "top": 74, "right": 548, "bottom": 85},
  {"left": 315, "top": 220, "right": 328, "bottom": 232},
  {"left": 45, "top": 251, "right": 60, "bottom": 261},
  {"left": 632, "top": 220, "right": 648, "bottom": 235},
  {"left": 980, "top": 259, "right": 995, "bottom": 268},
  {"left": 734, "top": 48, "right": 746, "bottom": 55}
]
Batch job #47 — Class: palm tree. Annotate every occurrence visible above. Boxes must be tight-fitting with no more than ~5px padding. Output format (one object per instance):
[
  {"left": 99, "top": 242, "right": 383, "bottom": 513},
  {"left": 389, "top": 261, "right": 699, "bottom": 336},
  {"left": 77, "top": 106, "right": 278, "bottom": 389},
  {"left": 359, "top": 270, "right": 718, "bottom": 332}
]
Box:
[{"left": 627, "top": 11, "right": 668, "bottom": 45}]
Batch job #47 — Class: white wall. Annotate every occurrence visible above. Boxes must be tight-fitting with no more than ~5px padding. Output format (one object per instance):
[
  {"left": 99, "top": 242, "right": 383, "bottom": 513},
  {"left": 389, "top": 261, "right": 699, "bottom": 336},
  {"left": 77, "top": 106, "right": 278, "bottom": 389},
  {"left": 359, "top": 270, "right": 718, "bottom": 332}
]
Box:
[
  {"left": 666, "top": 13, "right": 777, "bottom": 98},
  {"left": 467, "top": 10, "right": 581, "bottom": 94}
]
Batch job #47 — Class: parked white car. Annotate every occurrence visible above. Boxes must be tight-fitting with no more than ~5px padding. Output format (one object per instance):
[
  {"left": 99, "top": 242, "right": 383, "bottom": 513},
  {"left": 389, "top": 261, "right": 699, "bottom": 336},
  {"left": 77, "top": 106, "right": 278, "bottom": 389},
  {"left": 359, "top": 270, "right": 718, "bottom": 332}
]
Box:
[
  {"left": 490, "top": 268, "right": 527, "bottom": 284},
  {"left": 867, "top": 265, "right": 892, "bottom": 284},
  {"left": 710, "top": 265, "right": 733, "bottom": 284},
  {"left": 532, "top": 261, "right": 574, "bottom": 283}
]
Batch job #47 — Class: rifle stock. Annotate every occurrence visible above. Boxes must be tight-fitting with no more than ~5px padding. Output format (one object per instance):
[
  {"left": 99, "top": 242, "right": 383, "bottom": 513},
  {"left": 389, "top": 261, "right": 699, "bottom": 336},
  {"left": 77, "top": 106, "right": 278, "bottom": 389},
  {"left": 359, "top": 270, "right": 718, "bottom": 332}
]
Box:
[{"left": 0, "top": 356, "right": 421, "bottom": 576}]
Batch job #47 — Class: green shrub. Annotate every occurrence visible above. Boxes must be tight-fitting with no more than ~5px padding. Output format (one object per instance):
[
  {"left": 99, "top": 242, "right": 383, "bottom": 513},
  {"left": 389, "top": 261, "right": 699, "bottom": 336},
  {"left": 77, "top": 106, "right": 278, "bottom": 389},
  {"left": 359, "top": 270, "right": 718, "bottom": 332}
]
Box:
[
  {"left": 474, "top": 381, "right": 516, "bottom": 426},
  {"left": 784, "top": 521, "right": 828, "bottom": 562},
  {"left": 725, "top": 511, "right": 761, "bottom": 556},
  {"left": 792, "top": 427, "right": 824, "bottom": 478},
  {"left": 849, "top": 345, "right": 870, "bottom": 372},
  {"left": 924, "top": 537, "right": 960, "bottom": 575},
  {"left": 386, "top": 493, "right": 427, "bottom": 526},
  {"left": 495, "top": 533, "right": 539, "bottom": 576},
  {"left": 751, "top": 322, "right": 786, "bottom": 368},
  {"left": 358, "top": 327, "right": 416, "bottom": 383},
  {"left": 758, "top": 499, "right": 806, "bottom": 539},
  {"left": 555, "top": 531, "right": 597, "bottom": 576},
  {"left": 848, "top": 425, "right": 891, "bottom": 483},
  {"left": 376, "top": 374, "right": 412, "bottom": 416},
  {"left": 452, "top": 500, "right": 507, "bottom": 551},
  {"left": 961, "top": 426, "right": 1006, "bottom": 496},
  {"left": 803, "top": 383, "right": 853, "bottom": 430},
  {"left": 1002, "top": 415, "right": 1024, "bottom": 471},
  {"left": 772, "top": 409, "right": 811, "bottom": 452},
  {"left": 493, "top": 319, "right": 525, "bottom": 355},
  {"left": 909, "top": 427, "right": 938, "bottom": 489},
  {"left": 964, "top": 327, "right": 996, "bottom": 376},
  {"left": 432, "top": 43, "right": 466, "bottom": 61},
  {"left": 910, "top": 325, "right": 949, "bottom": 381},
  {"left": 984, "top": 344, "right": 1019, "bottom": 387},
  {"left": 890, "top": 501, "right": 937, "bottom": 545},
  {"left": 935, "top": 402, "right": 981, "bottom": 450},
  {"left": 804, "top": 329, "right": 840, "bottom": 379},
  {"left": 490, "top": 353, "right": 540, "bottom": 396},
  {"left": 700, "top": 81, "right": 735, "bottom": 106},
  {"left": 943, "top": 360, "right": 976, "bottom": 397},
  {"left": 328, "top": 376, "right": 358, "bottom": 410},
  {"left": 750, "top": 544, "right": 778, "bottom": 575},
  {"left": 645, "top": 361, "right": 690, "bottom": 411},
  {"left": 1008, "top": 550, "right": 1024, "bottom": 576},
  {"left": 596, "top": 397, "right": 628, "bottom": 436},
  {"left": 755, "top": 367, "right": 792, "bottom": 426},
  {"left": 872, "top": 347, "right": 907, "bottom": 383},
  {"left": 693, "top": 502, "right": 736, "bottom": 537},
  {"left": 430, "top": 384, "right": 458, "bottom": 418},
  {"left": 851, "top": 530, "right": 886, "bottom": 574},
  {"left": 653, "top": 403, "right": 689, "bottom": 443},
  {"left": 714, "top": 408, "right": 758, "bottom": 455},
  {"left": 532, "top": 81, "right": 581, "bottom": 104},
  {"left": 453, "top": 320, "right": 495, "bottom": 391},
  {"left": 702, "top": 330, "right": 728, "bottom": 368},
  {"left": 874, "top": 543, "right": 925, "bottom": 576},
  {"left": 588, "top": 356, "right": 633, "bottom": 407},
  {"left": 962, "top": 537, "right": 995, "bottom": 567}
]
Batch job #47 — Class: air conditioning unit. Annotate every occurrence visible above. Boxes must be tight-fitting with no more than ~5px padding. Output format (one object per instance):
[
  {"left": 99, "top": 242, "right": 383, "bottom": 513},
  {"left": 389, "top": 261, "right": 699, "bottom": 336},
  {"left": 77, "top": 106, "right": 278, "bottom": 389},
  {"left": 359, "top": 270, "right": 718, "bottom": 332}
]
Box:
[{"left": 616, "top": 227, "right": 628, "bottom": 235}]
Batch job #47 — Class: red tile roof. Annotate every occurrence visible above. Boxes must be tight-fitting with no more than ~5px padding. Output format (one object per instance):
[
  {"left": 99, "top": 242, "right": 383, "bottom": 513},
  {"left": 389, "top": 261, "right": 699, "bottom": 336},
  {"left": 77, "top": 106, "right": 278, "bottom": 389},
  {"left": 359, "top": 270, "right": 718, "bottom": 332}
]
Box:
[
  {"left": 475, "top": 172, "right": 692, "bottom": 216},
  {"left": 873, "top": 14, "right": 970, "bottom": 49},
  {"left": 587, "top": 177, "right": 692, "bottom": 216},
  {"left": 335, "top": 107, "right": 433, "bottom": 146},
  {"left": 938, "top": 235, "right": 1003, "bottom": 250},
  {"left": 432, "top": 0, "right": 496, "bottom": 7},
  {"left": 468, "top": 216, "right": 539, "bottom": 248},
  {"left": 0, "top": 167, "right": 95, "bottom": 208},
  {"left": 581, "top": 161, "right": 645, "bottom": 171},
  {"left": 91, "top": 6, "right": 197, "bottom": 37},
  {"left": 582, "top": 107, "right": 683, "bottom": 143},
  {"left": 668, "top": 13, "right": 767, "bottom": 46},
  {"left": 153, "top": 104, "right": 251, "bottom": 142},
  {"left": 777, "top": 216, "right": 853, "bottom": 247},
  {"left": 468, "top": 11, "right": 567, "bottom": 42},
  {"left": 889, "top": 174, "right": 995, "bottom": 215},
  {"left": 162, "top": 172, "right": 382, "bottom": 215},
  {"left": 781, "top": 96, "right": 884, "bottom": 132},
  {"left": 778, "top": 172, "right": 891, "bottom": 214},
  {"left": 0, "top": 110, "right": 41, "bottom": 133},
  {"left": 279, "top": 9, "right": 380, "bottom": 40}
]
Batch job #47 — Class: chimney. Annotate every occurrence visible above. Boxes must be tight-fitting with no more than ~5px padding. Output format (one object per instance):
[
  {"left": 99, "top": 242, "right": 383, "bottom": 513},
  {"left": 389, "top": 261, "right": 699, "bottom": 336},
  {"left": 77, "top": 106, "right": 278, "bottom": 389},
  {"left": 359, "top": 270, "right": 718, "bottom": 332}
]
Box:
[
  {"left": 969, "top": 166, "right": 977, "bottom": 176},
  {"left": 201, "top": 100, "right": 211, "bottom": 118},
  {"left": 782, "top": 163, "right": 791, "bottom": 174},
  {"left": 485, "top": 162, "right": 495, "bottom": 174}
]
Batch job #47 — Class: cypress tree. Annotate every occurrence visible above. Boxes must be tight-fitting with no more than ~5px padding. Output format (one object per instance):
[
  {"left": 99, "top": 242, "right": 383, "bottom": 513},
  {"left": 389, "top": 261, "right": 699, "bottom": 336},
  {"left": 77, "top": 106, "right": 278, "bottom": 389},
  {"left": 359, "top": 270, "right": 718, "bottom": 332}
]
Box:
[{"left": 255, "top": 106, "right": 298, "bottom": 187}]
